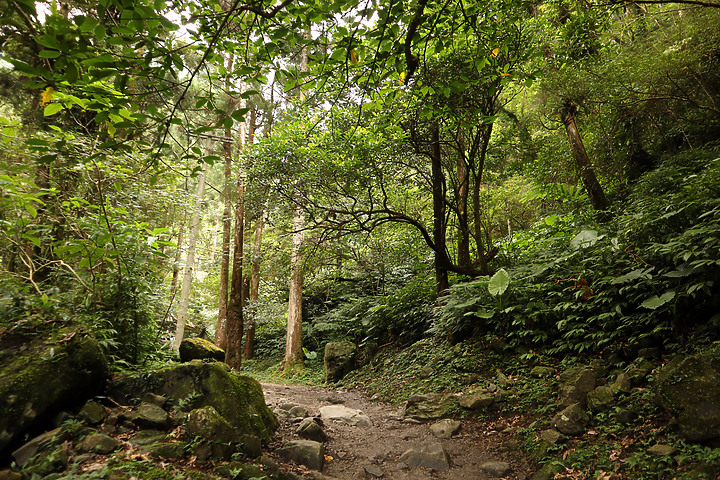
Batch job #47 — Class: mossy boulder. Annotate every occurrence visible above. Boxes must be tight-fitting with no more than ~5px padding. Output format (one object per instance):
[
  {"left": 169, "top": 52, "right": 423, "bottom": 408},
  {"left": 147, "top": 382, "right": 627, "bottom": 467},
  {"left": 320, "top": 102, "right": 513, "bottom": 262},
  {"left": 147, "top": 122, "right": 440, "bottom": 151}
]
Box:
[
  {"left": 401, "top": 393, "right": 459, "bottom": 420},
  {"left": 185, "top": 406, "right": 239, "bottom": 443},
  {"left": 0, "top": 320, "right": 107, "bottom": 454},
  {"left": 324, "top": 341, "right": 358, "bottom": 383},
  {"left": 108, "top": 362, "right": 278, "bottom": 441},
  {"left": 656, "top": 347, "right": 720, "bottom": 441},
  {"left": 179, "top": 338, "right": 225, "bottom": 363}
]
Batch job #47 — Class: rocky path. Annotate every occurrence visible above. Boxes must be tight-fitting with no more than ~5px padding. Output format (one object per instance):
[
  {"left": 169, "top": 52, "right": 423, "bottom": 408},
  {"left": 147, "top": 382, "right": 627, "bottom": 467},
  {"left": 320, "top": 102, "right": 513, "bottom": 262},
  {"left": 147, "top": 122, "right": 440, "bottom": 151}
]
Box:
[{"left": 261, "top": 383, "right": 533, "bottom": 480}]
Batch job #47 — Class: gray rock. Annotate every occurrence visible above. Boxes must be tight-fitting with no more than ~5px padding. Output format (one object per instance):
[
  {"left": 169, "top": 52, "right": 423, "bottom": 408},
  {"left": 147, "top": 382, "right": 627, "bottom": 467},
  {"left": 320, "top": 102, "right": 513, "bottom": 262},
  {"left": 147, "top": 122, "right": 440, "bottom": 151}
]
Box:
[
  {"left": 401, "top": 394, "right": 459, "bottom": 420},
  {"left": 656, "top": 348, "right": 720, "bottom": 441},
  {"left": 11, "top": 428, "right": 62, "bottom": 467},
  {"left": 324, "top": 341, "right": 358, "bottom": 383},
  {"left": 480, "top": 461, "right": 511, "bottom": 477},
  {"left": 611, "top": 372, "right": 632, "bottom": 394},
  {"left": 133, "top": 402, "right": 171, "bottom": 429},
  {"left": 319, "top": 405, "right": 372, "bottom": 427},
  {"left": 557, "top": 367, "right": 596, "bottom": 407},
  {"left": 145, "top": 441, "right": 186, "bottom": 459},
  {"left": 178, "top": 337, "right": 225, "bottom": 362},
  {"left": 587, "top": 386, "right": 614, "bottom": 412},
  {"left": 430, "top": 419, "right": 461, "bottom": 438},
  {"left": 77, "top": 432, "right": 121, "bottom": 454},
  {"left": 0, "top": 322, "right": 107, "bottom": 453},
  {"left": 530, "top": 366, "right": 555, "bottom": 378},
  {"left": 648, "top": 444, "right": 676, "bottom": 456},
  {"left": 289, "top": 405, "right": 310, "bottom": 418},
  {"left": 78, "top": 401, "right": 106, "bottom": 425},
  {"left": 459, "top": 392, "right": 495, "bottom": 410},
  {"left": 552, "top": 403, "right": 589, "bottom": 436},
  {"left": 277, "top": 440, "right": 325, "bottom": 470},
  {"left": 398, "top": 442, "right": 450, "bottom": 471},
  {"left": 364, "top": 464, "right": 384, "bottom": 477},
  {"left": 297, "top": 417, "right": 328, "bottom": 442},
  {"left": 129, "top": 430, "right": 167, "bottom": 446},
  {"left": 540, "top": 429, "right": 564, "bottom": 445},
  {"left": 141, "top": 392, "right": 167, "bottom": 407},
  {"left": 185, "top": 406, "right": 239, "bottom": 443}
]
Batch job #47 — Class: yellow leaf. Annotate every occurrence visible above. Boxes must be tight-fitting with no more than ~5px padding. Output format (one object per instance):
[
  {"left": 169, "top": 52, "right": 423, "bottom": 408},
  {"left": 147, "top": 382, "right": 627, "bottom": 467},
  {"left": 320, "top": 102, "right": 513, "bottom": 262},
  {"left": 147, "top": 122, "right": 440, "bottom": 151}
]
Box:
[
  {"left": 501, "top": 72, "right": 511, "bottom": 77},
  {"left": 40, "top": 86, "right": 54, "bottom": 106},
  {"left": 491, "top": 47, "right": 499, "bottom": 58},
  {"left": 399, "top": 72, "right": 406, "bottom": 84},
  {"left": 350, "top": 50, "right": 358, "bottom": 64}
]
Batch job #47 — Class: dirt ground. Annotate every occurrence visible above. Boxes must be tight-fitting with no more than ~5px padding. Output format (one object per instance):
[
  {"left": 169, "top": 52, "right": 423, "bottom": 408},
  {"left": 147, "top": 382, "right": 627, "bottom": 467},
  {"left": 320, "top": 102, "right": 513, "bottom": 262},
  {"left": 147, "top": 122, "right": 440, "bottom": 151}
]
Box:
[{"left": 261, "top": 383, "right": 534, "bottom": 480}]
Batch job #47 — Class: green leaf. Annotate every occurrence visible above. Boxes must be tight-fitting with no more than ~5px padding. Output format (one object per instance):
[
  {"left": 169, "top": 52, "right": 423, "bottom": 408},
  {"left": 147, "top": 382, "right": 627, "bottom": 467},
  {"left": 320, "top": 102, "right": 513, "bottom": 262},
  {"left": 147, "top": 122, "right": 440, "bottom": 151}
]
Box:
[
  {"left": 611, "top": 268, "right": 653, "bottom": 284},
  {"left": 571, "top": 229, "right": 600, "bottom": 249},
  {"left": 640, "top": 291, "right": 675, "bottom": 310},
  {"left": 44, "top": 103, "right": 64, "bottom": 116},
  {"left": 488, "top": 268, "right": 510, "bottom": 296},
  {"left": 39, "top": 50, "right": 61, "bottom": 59}
]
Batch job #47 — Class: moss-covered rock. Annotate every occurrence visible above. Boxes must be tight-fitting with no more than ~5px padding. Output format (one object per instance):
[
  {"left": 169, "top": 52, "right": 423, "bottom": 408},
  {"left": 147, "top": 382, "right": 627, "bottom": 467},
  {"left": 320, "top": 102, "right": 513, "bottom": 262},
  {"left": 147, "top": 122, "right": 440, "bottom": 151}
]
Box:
[
  {"left": 108, "top": 362, "right": 278, "bottom": 441},
  {"left": 656, "top": 347, "right": 720, "bottom": 441},
  {"left": 324, "top": 341, "right": 358, "bottom": 383},
  {"left": 185, "top": 406, "right": 239, "bottom": 443},
  {"left": 0, "top": 320, "right": 107, "bottom": 454},
  {"left": 401, "top": 393, "right": 459, "bottom": 420},
  {"left": 179, "top": 338, "right": 225, "bottom": 362}
]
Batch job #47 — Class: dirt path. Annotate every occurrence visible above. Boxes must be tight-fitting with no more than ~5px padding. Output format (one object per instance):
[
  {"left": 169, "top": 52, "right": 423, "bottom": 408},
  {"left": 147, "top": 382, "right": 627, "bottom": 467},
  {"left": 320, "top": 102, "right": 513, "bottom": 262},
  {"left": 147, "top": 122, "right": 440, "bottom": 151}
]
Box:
[{"left": 261, "top": 383, "right": 533, "bottom": 480}]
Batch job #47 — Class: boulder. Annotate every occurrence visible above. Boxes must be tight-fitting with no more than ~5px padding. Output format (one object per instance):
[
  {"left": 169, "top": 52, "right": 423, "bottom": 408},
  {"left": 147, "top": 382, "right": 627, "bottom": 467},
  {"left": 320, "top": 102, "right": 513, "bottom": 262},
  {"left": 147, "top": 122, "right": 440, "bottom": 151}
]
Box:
[
  {"left": 296, "top": 417, "right": 328, "bottom": 442},
  {"left": 78, "top": 400, "right": 106, "bottom": 425},
  {"left": 401, "top": 393, "right": 459, "bottom": 420},
  {"left": 459, "top": 392, "right": 494, "bottom": 410},
  {"left": 647, "top": 444, "right": 676, "bottom": 456},
  {"left": 277, "top": 440, "right": 325, "bottom": 470},
  {"left": 557, "top": 367, "right": 596, "bottom": 407},
  {"left": 540, "top": 429, "right": 565, "bottom": 445},
  {"left": 77, "top": 432, "right": 121, "bottom": 455},
  {"left": 108, "top": 362, "right": 278, "bottom": 441},
  {"left": 530, "top": 366, "right": 555, "bottom": 378},
  {"left": 398, "top": 442, "right": 450, "bottom": 471},
  {"left": 319, "top": 405, "right": 372, "bottom": 427},
  {"left": 178, "top": 338, "right": 225, "bottom": 362},
  {"left": 132, "top": 402, "right": 171, "bottom": 429},
  {"left": 587, "top": 386, "right": 614, "bottom": 412},
  {"left": 11, "top": 428, "right": 62, "bottom": 467},
  {"left": 611, "top": 372, "right": 632, "bottom": 394},
  {"left": 0, "top": 320, "right": 107, "bottom": 454},
  {"left": 324, "top": 342, "right": 358, "bottom": 383},
  {"left": 552, "top": 403, "right": 589, "bottom": 436},
  {"left": 429, "top": 419, "right": 461, "bottom": 438},
  {"left": 656, "top": 348, "right": 720, "bottom": 441},
  {"left": 185, "top": 406, "right": 240, "bottom": 443}
]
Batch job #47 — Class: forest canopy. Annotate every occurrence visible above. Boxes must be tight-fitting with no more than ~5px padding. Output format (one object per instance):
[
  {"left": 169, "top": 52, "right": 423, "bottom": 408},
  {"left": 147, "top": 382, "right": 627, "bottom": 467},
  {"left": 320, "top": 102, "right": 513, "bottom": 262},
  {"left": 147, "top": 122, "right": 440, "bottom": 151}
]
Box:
[{"left": 1, "top": 0, "right": 719, "bottom": 365}]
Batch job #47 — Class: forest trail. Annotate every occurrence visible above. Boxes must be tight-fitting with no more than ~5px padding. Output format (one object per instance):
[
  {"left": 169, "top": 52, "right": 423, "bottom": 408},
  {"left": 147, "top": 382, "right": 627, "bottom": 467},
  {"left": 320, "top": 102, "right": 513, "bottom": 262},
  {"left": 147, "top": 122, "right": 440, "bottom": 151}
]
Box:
[{"left": 261, "top": 383, "right": 534, "bottom": 480}]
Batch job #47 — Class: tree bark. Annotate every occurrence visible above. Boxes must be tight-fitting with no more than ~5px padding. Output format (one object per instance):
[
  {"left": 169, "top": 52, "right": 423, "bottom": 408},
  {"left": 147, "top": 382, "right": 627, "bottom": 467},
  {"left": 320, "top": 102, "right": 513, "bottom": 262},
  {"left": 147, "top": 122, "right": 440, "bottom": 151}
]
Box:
[
  {"left": 284, "top": 198, "right": 305, "bottom": 368},
  {"left": 244, "top": 208, "right": 265, "bottom": 360},
  {"left": 173, "top": 163, "right": 207, "bottom": 351},
  {"left": 430, "top": 124, "right": 450, "bottom": 295},
  {"left": 560, "top": 101, "right": 610, "bottom": 213}
]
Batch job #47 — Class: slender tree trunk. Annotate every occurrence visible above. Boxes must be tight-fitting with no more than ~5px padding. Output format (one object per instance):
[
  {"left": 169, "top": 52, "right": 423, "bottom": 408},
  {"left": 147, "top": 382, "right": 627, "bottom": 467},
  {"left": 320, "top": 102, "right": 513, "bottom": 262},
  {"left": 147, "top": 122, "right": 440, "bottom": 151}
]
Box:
[
  {"left": 169, "top": 219, "right": 185, "bottom": 299},
  {"left": 284, "top": 198, "right": 305, "bottom": 368},
  {"left": 456, "top": 135, "right": 471, "bottom": 268},
  {"left": 173, "top": 163, "right": 207, "bottom": 351},
  {"left": 225, "top": 105, "right": 247, "bottom": 370},
  {"left": 560, "top": 101, "right": 610, "bottom": 213},
  {"left": 430, "top": 124, "right": 450, "bottom": 295},
  {"left": 216, "top": 54, "right": 236, "bottom": 349},
  {"left": 244, "top": 209, "right": 265, "bottom": 360},
  {"left": 471, "top": 124, "right": 493, "bottom": 275}
]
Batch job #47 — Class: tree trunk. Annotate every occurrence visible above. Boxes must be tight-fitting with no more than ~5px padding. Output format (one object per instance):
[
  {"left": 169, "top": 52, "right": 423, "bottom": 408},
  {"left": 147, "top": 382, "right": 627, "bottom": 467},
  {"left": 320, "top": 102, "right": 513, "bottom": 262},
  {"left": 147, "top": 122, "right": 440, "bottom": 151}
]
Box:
[
  {"left": 431, "top": 124, "right": 450, "bottom": 295},
  {"left": 173, "top": 163, "right": 207, "bottom": 351},
  {"left": 456, "top": 135, "right": 471, "bottom": 268},
  {"left": 284, "top": 198, "right": 305, "bottom": 368},
  {"left": 560, "top": 101, "right": 610, "bottom": 213},
  {"left": 471, "top": 124, "right": 493, "bottom": 275},
  {"left": 224, "top": 109, "right": 247, "bottom": 370},
  {"left": 244, "top": 208, "right": 265, "bottom": 360}
]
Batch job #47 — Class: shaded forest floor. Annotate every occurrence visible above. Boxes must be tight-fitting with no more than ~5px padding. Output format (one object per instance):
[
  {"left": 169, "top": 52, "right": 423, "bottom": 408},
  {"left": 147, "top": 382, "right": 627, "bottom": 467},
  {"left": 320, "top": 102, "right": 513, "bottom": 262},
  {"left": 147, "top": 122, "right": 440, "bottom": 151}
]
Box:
[{"left": 261, "top": 382, "right": 534, "bottom": 479}]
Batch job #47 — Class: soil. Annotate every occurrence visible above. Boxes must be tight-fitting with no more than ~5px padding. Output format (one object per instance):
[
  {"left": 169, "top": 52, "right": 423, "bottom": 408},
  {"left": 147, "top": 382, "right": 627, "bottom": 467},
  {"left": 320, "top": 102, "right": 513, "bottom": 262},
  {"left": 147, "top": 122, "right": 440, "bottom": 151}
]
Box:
[{"left": 261, "top": 382, "right": 535, "bottom": 480}]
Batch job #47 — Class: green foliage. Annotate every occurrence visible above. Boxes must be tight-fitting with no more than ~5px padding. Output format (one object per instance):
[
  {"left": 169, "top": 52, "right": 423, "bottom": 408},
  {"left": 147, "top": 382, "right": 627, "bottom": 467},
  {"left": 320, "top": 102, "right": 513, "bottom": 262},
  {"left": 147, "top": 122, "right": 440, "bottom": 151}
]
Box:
[{"left": 437, "top": 147, "right": 720, "bottom": 355}]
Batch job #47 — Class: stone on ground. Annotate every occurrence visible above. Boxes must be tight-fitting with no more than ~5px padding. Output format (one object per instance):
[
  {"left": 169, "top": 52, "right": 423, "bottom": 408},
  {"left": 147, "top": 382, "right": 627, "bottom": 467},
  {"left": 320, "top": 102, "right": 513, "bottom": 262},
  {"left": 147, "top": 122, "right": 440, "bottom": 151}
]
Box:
[
  {"left": 78, "top": 400, "right": 106, "bottom": 425},
  {"left": 480, "top": 461, "right": 511, "bottom": 477},
  {"left": 11, "top": 428, "right": 62, "bottom": 467},
  {"left": 132, "top": 402, "right": 171, "bottom": 429},
  {"left": 401, "top": 393, "right": 459, "bottom": 420},
  {"left": 185, "top": 405, "right": 240, "bottom": 443},
  {"left": 296, "top": 417, "right": 328, "bottom": 442},
  {"left": 656, "top": 347, "right": 720, "bottom": 441},
  {"left": 587, "top": 386, "right": 614, "bottom": 412},
  {"left": 77, "top": 432, "right": 121, "bottom": 455},
  {"left": 108, "top": 362, "right": 278, "bottom": 441},
  {"left": 324, "top": 341, "right": 359, "bottom": 383},
  {"left": 557, "top": 367, "right": 596, "bottom": 407},
  {"left": 552, "top": 403, "right": 589, "bottom": 436},
  {"left": 319, "top": 404, "right": 372, "bottom": 427},
  {"left": 530, "top": 366, "right": 555, "bottom": 378},
  {"left": 0, "top": 320, "right": 107, "bottom": 454},
  {"left": 459, "top": 392, "right": 495, "bottom": 410},
  {"left": 178, "top": 337, "right": 225, "bottom": 362},
  {"left": 363, "top": 464, "right": 384, "bottom": 477},
  {"left": 647, "top": 444, "right": 676, "bottom": 456},
  {"left": 398, "top": 442, "right": 450, "bottom": 471},
  {"left": 277, "top": 440, "right": 325, "bottom": 470},
  {"left": 430, "top": 419, "right": 461, "bottom": 438}
]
